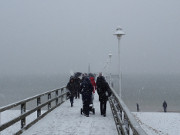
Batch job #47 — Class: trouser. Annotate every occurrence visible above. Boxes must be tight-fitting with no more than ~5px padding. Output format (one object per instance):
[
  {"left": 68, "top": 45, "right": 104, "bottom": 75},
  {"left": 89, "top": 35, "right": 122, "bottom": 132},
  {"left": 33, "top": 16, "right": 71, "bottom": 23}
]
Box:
[
  {"left": 70, "top": 95, "right": 74, "bottom": 104},
  {"left": 163, "top": 107, "right": 167, "bottom": 112},
  {"left": 83, "top": 100, "right": 90, "bottom": 115},
  {"left": 90, "top": 94, "right": 94, "bottom": 104},
  {"left": 75, "top": 90, "right": 80, "bottom": 99},
  {"left": 100, "top": 100, "right": 107, "bottom": 115}
]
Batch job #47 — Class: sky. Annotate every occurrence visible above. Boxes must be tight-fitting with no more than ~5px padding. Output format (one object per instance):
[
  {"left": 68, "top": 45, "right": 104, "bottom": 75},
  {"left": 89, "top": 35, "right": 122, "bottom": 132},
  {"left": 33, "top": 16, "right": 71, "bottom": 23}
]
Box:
[{"left": 0, "top": 0, "right": 180, "bottom": 76}]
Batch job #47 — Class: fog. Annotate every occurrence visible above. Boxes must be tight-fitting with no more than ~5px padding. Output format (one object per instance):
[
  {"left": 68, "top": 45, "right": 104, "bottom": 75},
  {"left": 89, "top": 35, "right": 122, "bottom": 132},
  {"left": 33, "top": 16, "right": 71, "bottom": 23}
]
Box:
[{"left": 0, "top": 0, "right": 180, "bottom": 76}]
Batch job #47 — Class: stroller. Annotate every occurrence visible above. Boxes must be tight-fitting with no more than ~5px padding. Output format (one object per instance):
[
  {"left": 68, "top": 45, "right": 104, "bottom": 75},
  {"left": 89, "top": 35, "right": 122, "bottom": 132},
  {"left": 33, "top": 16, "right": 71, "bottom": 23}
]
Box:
[{"left": 81, "top": 93, "right": 95, "bottom": 115}]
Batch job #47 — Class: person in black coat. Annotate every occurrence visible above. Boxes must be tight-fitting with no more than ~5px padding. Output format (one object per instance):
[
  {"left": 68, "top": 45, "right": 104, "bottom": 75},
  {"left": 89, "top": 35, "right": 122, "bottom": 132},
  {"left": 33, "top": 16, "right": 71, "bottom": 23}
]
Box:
[
  {"left": 136, "top": 103, "right": 140, "bottom": 112},
  {"left": 74, "top": 77, "right": 81, "bottom": 99},
  {"left": 66, "top": 77, "right": 76, "bottom": 107},
  {"left": 163, "top": 100, "right": 167, "bottom": 112},
  {"left": 96, "top": 73, "right": 105, "bottom": 88},
  {"left": 96, "top": 74, "right": 111, "bottom": 117},
  {"left": 80, "top": 77, "right": 93, "bottom": 117}
]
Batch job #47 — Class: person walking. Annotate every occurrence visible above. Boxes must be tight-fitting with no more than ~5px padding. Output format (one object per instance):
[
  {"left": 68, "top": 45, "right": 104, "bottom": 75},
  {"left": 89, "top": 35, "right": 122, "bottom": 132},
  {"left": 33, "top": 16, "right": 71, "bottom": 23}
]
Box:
[
  {"left": 163, "top": 100, "right": 167, "bottom": 112},
  {"left": 66, "top": 77, "right": 76, "bottom": 107},
  {"left": 136, "top": 103, "right": 140, "bottom": 112},
  {"left": 89, "top": 76, "right": 96, "bottom": 94},
  {"left": 80, "top": 77, "right": 93, "bottom": 117},
  {"left": 74, "top": 76, "right": 81, "bottom": 99},
  {"left": 96, "top": 73, "right": 104, "bottom": 86},
  {"left": 96, "top": 74, "right": 111, "bottom": 117},
  {"left": 89, "top": 76, "right": 96, "bottom": 105}
]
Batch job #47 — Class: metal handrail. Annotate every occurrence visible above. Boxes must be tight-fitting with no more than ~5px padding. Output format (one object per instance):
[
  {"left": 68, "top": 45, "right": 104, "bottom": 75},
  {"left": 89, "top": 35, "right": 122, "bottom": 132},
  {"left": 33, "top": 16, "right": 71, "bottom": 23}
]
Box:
[
  {"left": 0, "top": 86, "right": 68, "bottom": 135},
  {"left": 108, "top": 87, "right": 147, "bottom": 135}
]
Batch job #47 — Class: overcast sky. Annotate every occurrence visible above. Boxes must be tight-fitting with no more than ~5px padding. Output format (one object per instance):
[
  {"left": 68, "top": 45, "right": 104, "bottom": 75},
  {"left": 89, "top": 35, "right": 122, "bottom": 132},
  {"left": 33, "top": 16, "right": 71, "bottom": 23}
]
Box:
[{"left": 0, "top": 0, "right": 180, "bottom": 76}]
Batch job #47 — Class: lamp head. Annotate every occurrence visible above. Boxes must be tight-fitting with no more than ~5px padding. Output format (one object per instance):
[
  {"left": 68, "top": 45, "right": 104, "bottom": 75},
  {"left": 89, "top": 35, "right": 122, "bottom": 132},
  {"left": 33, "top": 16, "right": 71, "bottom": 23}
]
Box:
[
  {"left": 108, "top": 52, "right": 112, "bottom": 58},
  {"left": 114, "top": 26, "right": 125, "bottom": 38}
]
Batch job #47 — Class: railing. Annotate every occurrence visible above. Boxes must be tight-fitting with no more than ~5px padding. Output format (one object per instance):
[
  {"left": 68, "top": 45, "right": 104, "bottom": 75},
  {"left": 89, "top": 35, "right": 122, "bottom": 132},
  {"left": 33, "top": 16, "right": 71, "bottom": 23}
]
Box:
[
  {"left": 108, "top": 87, "right": 147, "bottom": 135},
  {"left": 0, "top": 86, "right": 68, "bottom": 135}
]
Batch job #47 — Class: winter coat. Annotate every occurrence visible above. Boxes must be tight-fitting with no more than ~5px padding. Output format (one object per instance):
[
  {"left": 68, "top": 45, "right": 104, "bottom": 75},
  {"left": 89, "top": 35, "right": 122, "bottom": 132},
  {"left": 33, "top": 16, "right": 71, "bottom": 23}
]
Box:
[
  {"left": 80, "top": 77, "right": 93, "bottom": 102},
  {"left": 66, "top": 78, "right": 76, "bottom": 97},
  {"left": 96, "top": 76, "right": 105, "bottom": 88},
  {"left": 74, "top": 77, "right": 81, "bottom": 91},
  {"left": 96, "top": 76, "right": 111, "bottom": 102},
  {"left": 163, "top": 101, "right": 167, "bottom": 108},
  {"left": 90, "top": 77, "right": 96, "bottom": 93}
]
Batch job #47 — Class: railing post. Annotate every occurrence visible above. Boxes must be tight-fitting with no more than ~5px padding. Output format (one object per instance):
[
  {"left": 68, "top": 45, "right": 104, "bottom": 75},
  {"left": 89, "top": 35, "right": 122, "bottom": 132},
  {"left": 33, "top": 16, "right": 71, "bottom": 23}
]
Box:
[
  {"left": 122, "top": 111, "right": 124, "bottom": 122},
  {"left": 0, "top": 112, "right": 1, "bottom": 132},
  {"left": 48, "top": 93, "right": 51, "bottom": 110},
  {"left": 21, "top": 103, "right": 26, "bottom": 129},
  {"left": 61, "top": 88, "right": 64, "bottom": 102},
  {"left": 120, "top": 108, "right": 122, "bottom": 120},
  {"left": 37, "top": 97, "right": 41, "bottom": 117},
  {"left": 56, "top": 90, "right": 58, "bottom": 105},
  {"left": 123, "top": 115, "right": 129, "bottom": 135},
  {"left": 129, "top": 127, "right": 133, "bottom": 135}
]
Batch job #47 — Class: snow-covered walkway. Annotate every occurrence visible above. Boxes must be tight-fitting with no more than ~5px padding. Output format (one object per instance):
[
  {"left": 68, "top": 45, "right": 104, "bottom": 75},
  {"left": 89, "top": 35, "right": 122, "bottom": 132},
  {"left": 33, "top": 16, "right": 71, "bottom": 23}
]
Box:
[{"left": 22, "top": 93, "right": 118, "bottom": 135}]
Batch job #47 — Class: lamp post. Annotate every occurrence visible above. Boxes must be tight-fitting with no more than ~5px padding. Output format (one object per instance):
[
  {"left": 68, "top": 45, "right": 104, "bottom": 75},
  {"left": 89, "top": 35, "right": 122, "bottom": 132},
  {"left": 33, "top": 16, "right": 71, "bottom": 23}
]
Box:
[
  {"left": 108, "top": 52, "right": 112, "bottom": 86},
  {"left": 114, "top": 26, "right": 125, "bottom": 98}
]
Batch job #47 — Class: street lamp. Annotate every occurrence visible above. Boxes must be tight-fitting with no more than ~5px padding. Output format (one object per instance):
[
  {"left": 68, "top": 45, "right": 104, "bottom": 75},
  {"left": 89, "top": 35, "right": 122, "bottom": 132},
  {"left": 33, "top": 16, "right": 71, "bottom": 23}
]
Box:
[
  {"left": 108, "top": 52, "right": 112, "bottom": 86},
  {"left": 113, "top": 26, "right": 125, "bottom": 98}
]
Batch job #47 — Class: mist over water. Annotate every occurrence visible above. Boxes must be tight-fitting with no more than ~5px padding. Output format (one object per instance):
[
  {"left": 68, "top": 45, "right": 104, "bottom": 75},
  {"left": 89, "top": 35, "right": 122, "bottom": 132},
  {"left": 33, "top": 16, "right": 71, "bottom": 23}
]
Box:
[
  {"left": 0, "top": 74, "right": 69, "bottom": 107},
  {"left": 0, "top": 73, "right": 180, "bottom": 112}
]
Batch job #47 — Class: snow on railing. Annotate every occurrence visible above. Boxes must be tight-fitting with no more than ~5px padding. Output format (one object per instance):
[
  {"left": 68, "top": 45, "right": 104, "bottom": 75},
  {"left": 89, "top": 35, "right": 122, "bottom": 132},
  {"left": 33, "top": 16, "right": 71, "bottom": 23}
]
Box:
[
  {"left": 108, "top": 87, "right": 147, "bottom": 135},
  {"left": 0, "top": 86, "right": 68, "bottom": 135}
]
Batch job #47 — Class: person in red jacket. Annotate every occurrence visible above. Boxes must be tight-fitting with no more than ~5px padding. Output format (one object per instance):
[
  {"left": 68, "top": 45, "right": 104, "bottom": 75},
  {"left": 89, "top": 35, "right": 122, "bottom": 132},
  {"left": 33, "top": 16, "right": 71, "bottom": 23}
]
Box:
[{"left": 89, "top": 76, "right": 96, "bottom": 93}]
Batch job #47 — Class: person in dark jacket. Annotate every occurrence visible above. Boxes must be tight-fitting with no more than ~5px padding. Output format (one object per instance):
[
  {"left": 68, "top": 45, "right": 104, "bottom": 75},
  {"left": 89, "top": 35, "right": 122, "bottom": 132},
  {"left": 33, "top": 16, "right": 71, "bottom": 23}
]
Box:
[
  {"left": 80, "top": 77, "right": 93, "bottom": 117},
  {"left": 136, "top": 103, "right": 140, "bottom": 112},
  {"left": 81, "top": 73, "right": 87, "bottom": 83},
  {"left": 96, "top": 74, "right": 111, "bottom": 117},
  {"left": 96, "top": 73, "right": 104, "bottom": 87},
  {"left": 74, "top": 77, "right": 81, "bottom": 99},
  {"left": 66, "top": 77, "right": 76, "bottom": 107},
  {"left": 163, "top": 100, "right": 167, "bottom": 112}
]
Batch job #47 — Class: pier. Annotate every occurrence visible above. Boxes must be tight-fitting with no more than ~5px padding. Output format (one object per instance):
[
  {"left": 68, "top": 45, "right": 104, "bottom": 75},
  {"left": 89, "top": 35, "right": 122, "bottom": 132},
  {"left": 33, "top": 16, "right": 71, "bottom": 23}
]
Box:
[{"left": 0, "top": 85, "right": 146, "bottom": 135}]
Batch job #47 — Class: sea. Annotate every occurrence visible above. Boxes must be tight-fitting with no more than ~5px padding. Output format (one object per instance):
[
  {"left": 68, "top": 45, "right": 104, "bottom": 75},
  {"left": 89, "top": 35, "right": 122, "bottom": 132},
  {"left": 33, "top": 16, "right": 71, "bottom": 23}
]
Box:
[{"left": 0, "top": 73, "right": 180, "bottom": 112}]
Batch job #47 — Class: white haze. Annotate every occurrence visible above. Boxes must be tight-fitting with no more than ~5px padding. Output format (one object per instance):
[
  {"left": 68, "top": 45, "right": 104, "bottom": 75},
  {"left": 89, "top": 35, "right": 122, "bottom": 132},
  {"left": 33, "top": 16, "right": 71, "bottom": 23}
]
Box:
[{"left": 0, "top": 0, "right": 180, "bottom": 76}]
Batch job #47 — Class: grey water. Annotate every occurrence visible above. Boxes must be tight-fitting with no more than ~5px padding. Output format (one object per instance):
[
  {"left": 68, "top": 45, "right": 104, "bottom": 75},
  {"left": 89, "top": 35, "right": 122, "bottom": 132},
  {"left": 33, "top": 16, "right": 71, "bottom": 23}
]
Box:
[
  {"left": 0, "top": 74, "right": 69, "bottom": 107},
  {"left": 0, "top": 73, "right": 180, "bottom": 112}
]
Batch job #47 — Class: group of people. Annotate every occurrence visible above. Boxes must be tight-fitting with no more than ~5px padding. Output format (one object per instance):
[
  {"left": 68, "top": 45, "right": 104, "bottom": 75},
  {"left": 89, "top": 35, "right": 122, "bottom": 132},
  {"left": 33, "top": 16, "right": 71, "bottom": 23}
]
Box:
[
  {"left": 66, "top": 72, "right": 111, "bottom": 117},
  {"left": 136, "top": 101, "right": 168, "bottom": 112}
]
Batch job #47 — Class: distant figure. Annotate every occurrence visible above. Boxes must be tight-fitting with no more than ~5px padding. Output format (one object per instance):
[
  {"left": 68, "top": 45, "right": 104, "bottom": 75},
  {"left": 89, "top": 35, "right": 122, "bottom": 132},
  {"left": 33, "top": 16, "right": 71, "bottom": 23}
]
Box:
[
  {"left": 81, "top": 73, "right": 87, "bottom": 82},
  {"left": 89, "top": 76, "right": 96, "bottom": 104},
  {"left": 163, "top": 101, "right": 167, "bottom": 112},
  {"left": 96, "top": 73, "right": 105, "bottom": 88},
  {"left": 66, "top": 77, "right": 76, "bottom": 107},
  {"left": 111, "top": 82, "right": 114, "bottom": 88},
  {"left": 136, "top": 103, "right": 140, "bottom": 112},
  {"left": 89, "top": 76, "right": 96, "bottom": 93},
  {"left": 74, "top": 77, "right": 81, "bottom": 99}
]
